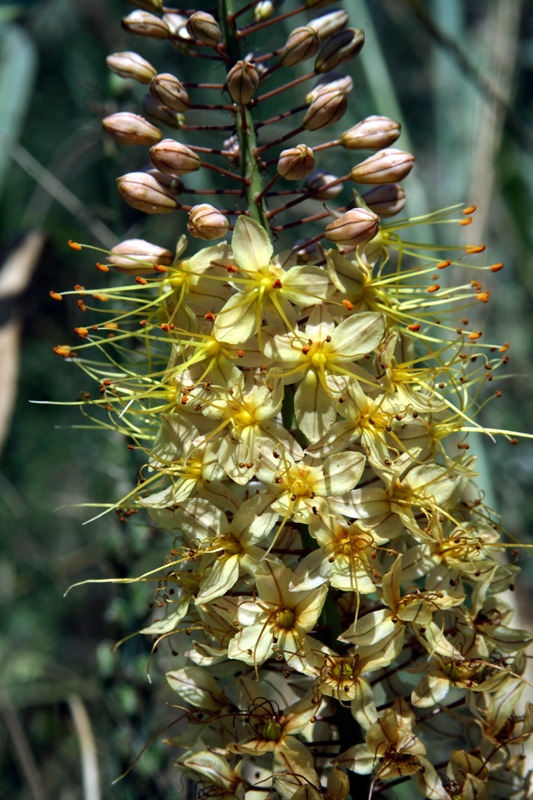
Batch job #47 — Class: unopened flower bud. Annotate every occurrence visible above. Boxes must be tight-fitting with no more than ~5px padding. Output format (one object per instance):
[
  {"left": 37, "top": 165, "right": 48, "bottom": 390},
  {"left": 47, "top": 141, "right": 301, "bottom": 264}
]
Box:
[
  {"left": 117, "top": 172, "right": 177, "bottom": 214},
  {"left": 362, "top": 183, "right": 406, "bottom": 217},
  {"left": 142, "top": 166, "right": 183, "bottom": 195},
  {"left": 277, "top": 144, "right": 315, "bottom": 180},
  {"left": 305, "top": 169, "right": 343, "bottom": 199},
  {"left": 162, "top": 13, "right": 188, "bottom": 35},
  {"left": 308, "top": 10, "right": 348, "bottom": 39},
  {"left": 188, "top": 204, "right": 229, "bottom": 240},
  {"left": 226, "top": 60, "right": 260, "bottom": 105},
  {"left": 280, "top": 26, "right": 320, "bottom": 67},
  {"left": 350, "top": 148, "right": 415, "bottom": 184},
  {"left": 223, "top": 135, "right": 240, "bottom": 167},
  {"left": 121, "top": 10, "right": 170, "bottom": 39},
  {"left": 107, "top": 238, "right": 173, "bottom": 274},
  {"left": 315, "top": 28, "right": 364, "bottom": 72},
  {"left": 102, "top": 113, "right": 162, "bottom": 147},
  {"left": 325, "top": 208, "right": 380, "bottom": 245},
  {"left": 186, "top": 11, "right": 222, "bottom": 46},
  {"left": 303, "top": 88, "right": 347, "bottom": 130},
  {"left": 306, "top": 72, "right": 352, "bottom": 104},
  {"left": 254, "top": 1, "right": 273, "bottom": 21},
  {"left": 142, "top": 95, "right": 180, "bottom": 128},
  {"left": 150, "top": 73, "right": 191, "bottom": 112},
  {"left": 106, "top": 52, "right": 156, "bottom": 84},
  {"left": 341, "top": 116, "right": 401, "bottom": 150},
  {"left": 149, "top": 139, "right": 201, "bottom": 175},
  {"left": 126, "top": 0, "right": 163, "bottom": 11}
]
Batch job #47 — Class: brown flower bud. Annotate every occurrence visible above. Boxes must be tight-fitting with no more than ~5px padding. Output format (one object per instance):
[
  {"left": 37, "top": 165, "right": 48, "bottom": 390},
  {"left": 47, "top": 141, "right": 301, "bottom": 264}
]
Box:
[
  {"left": 121, "top": 10, "right": 170, "bottom": 40},
  {"left": 187, "top": 204, "right": 229, "bottom": 240},
  {"left": 102, "top": 113, "right": 162, "bottom": 146},
  {"left": 149, "top": 139, "right": 201, "bottom": 175},
  {"left": 303, "top": 88, "right": 347, "bottom": 131},
  {"left": 341, "top": 116, "right": 401, "bottom": 150},
  {"left": 325, "top": 208, "right": 380, "bottom": 245},
  {"left": 107, "top": 238, "right": 173, "bottom": 274},
  {"left": 117, "top": 172, "right": 177, "bottom": 214},
  {"left": 226, "top": 60, "right": 260, "bottom": 105},
  {"left": 186, "top": 11, "right": 222, "bottom": 46},
  {"left": 305, "top": 169, "right": 343, "bottom": 199},
  {"left": 280, "top": 26, "right": 320, "bottom": 67},
  {"left": 350, "top": 148, "right": 415, "bottom": 184},
  {"left": 106, "top": 51, "right": 156, "bottom": 84},
  {"left": 150, "top": 73, "right": 191, "bottom": 112},
  {"left": 162, "top": 13, "right": 188, "bottom": 35},
  {"left": 315, "top": 28, "right": 364, "bottom": 72},
  {"left": 277, "top": 144, "right": 315, "bottom": 180},
  {"left": 362, "top": 184, "right": 406, "bottom": 217},
  {"left": 305, "top": 72, "right": 353, "bottom": 104},
  {"left": 308, "top": 10, "right": 348, "bottom": 39},
  {"left": 126, "top": 0, "right": 163, "bottom": 11},
  {"left": 142, "top": 167, "right": 183, "bottom": 196},
  {"left": 141, "top": 95, "right": 180, "bottom": 128}
]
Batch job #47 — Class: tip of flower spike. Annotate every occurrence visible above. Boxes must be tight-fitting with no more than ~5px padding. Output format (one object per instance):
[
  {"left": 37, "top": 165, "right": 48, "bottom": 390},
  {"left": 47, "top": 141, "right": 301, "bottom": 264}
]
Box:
[
  {"left": 68, "top": 240, "right": 82, "bottom": 250},
  {"left": 49, "top": 290, "right": 63, "bottom": 301}
]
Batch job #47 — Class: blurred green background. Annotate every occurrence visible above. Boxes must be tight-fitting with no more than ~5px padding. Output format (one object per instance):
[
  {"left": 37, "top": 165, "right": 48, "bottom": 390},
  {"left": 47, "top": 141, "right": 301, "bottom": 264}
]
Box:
[{"left": 0, "top": 0, "right": 532, "bottom": 798}]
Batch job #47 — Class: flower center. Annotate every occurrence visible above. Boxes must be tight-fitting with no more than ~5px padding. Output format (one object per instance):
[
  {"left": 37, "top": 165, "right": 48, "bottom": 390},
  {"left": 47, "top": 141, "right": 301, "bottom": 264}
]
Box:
[
  {"left": 234, "top": 409, "right": 254, "bottom": 427},
  {"left": 276, "top": 608, "right": 296, "bottom": 629}
]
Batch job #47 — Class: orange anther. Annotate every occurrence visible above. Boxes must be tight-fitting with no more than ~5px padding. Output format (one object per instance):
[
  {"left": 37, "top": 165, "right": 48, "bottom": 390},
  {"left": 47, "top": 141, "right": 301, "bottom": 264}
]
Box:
[
  {"left": 74, "top": 284, "right": 85, "bottom": 293},
  {"left": 161, "top": 323, "right": 170, "bottom": 331},
  {"left": 77, "top": 299, "right": 86, "bottom": 311},
  {"left": 92, "top": 325, "right": 98, "bottom": 331},
  {"left": 168, "top": 323, "right": 175, "bottom": 330},
  {"left": 103, "top": 322, "right": 119, "bottom": 329},
  {"left": 427, "top": 284, "right": 440, "bottom": 293},
  {"left": 476, "top": 291, "right": 490, "bottom": 303},
  {"left": 302, "top": 344, "right": 311, "bottom": 354},
  {"left": 96, "top": 262, "right": 109, "bottom": 272},
  {"left": 407, "top": 323, "right": 420, "bottom": 332},
  {"left": 227, "top": 263, "right": 238, "bottom": 273},
  {"left": 437, "top": 259, "right": 451, "bottom": 269},
  {"left": 136, "top": 276, "right": 148, "bottom": 285},
  {"left": 204, "top": 312, "right": 215, "bottom": 322},
  {"left": 92, "top": 293, "right": 109, "bottom": 301},
  {"left": 495, "top": 390, "right": 502, "bottom": 397},
  {"left": 468, "top": 331, "right": 482, "bottom": 340},
  {"left": 464, "top": 205, "right": 477, "bottom": 214},
  {"left": 103, "top": 380, "right": 112, "bottom": 386},
  {"left": 140, "top": 319, "right": 147, "bottom": 326},
  {"left": 470, "top": 280, "right": 482, "bottom": 290},
  {"left": 499, "top": 342, "right": 510, "bottom": 353},
  {"left": 460, "top": 217, "right": 473, "bottom": 226},
  {"left": 74, "top": 327, "right": 89, "bottom": 339},
  {"left": 68, "top": 240, "right": 82, "bottom": 250},
  {"left": 465, "top": 244, "right": 486, "bottom": 254},
  {"left": 49, "top": 291, "right": 63, "bottom": 301},
  {"left": 127, "top": 444, "right": 136, "bottom": 450},
  {"left": 153, "top": 264, "right": 168, "bottom": 272},
  {"left": 510, "top": 438, "right": 518, "bottom": 445},
  {"left": 181, "top": 396, "right": 189, "bottom": 405},
  {"left": 53, "top": 345, "right": 73, "bottom": 357},
  {"left": 237, "top": 349, "right": 244, "bottom": 357},
  {"left": 342, "top": 299, "right": 354, "bottom": 310},
  {"left": 490, "top": 262, "right": 503, "bottom": 272},
  {"left": 272, "top": 278, "right": 283, "bottom": 289}
]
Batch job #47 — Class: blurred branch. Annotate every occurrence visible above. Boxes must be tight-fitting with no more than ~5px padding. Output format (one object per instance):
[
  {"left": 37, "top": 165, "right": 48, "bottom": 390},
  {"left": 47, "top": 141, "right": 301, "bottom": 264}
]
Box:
[
  {"left": 0, "top": 679, "right": 45, "bottom": 800},
  {"left": 68, "top": 695, "right": 101, "bottom": 800},
  {"left": 1, "top": 135, "right": 116, "bottom": 248},
  {"left": 401, "top": 0, "right": 532, "bottom": 154}
]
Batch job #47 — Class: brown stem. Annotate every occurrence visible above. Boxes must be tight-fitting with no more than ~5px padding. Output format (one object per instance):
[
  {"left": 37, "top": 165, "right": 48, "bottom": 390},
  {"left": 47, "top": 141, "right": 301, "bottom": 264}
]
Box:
[{"left": 255, "top": 72, "right": 316, "bottom": 103}]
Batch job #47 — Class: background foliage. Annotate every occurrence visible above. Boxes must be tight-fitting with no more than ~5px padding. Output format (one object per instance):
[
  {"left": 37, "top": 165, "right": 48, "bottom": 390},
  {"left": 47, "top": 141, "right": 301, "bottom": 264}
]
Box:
[{"left": 1, "top": 0, "right": 532, "bottom": 797}]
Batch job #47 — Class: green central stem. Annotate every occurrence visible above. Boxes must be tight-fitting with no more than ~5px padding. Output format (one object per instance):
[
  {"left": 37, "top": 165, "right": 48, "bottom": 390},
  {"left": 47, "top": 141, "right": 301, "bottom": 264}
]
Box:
[{"left": 218, "top": 0, "right": 270, "bottom": 234}]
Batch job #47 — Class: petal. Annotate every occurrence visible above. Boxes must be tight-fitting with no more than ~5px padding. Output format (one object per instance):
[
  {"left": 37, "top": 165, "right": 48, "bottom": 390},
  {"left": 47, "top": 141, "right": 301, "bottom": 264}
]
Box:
[
  {"left": 330, "top": 312, "right": 385, "bottom": 359},
  {"left": 213, "top": 291, "right": 259, "bottom": 344},
  {"left": 294, "top": 369, "right": 337, "bottom": 443},
  {"left": 196, "top": 555, "right": 240, "bottom": 604},
  {"left": 232, "top": 215, "right": 273, "bottom": 272}
]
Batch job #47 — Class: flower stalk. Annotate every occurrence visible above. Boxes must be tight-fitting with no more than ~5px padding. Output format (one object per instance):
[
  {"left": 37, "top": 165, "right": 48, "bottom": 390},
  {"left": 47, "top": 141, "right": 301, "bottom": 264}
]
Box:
[{"left": 55, "top": 2, "right": 533, "bottom": 799}]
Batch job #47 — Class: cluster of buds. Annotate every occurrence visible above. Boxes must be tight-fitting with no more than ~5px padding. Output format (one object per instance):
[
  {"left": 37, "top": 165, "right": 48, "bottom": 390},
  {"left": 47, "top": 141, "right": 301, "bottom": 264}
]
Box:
[{"left": 57, "top": 1, "right": 533, "bottom": 799}]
